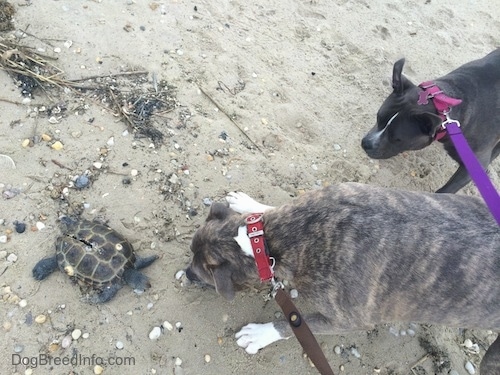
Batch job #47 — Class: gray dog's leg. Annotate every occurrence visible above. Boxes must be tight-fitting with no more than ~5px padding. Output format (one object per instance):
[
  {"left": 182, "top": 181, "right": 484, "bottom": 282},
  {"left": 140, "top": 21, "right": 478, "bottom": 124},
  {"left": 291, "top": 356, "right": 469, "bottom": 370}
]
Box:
[{"left": 481, "top": 335, "right": 500, "bottom": 375}]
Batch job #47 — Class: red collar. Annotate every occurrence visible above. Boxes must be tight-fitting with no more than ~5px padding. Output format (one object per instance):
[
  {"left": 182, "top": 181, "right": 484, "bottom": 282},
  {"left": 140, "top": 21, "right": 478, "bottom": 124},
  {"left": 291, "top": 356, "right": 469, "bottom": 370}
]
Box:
[
  {"left": 245, "top": 213, "right": 274, "bottom": 282},
  {"left": 417, "top": 81, "right": 462, "bottom": 141}
]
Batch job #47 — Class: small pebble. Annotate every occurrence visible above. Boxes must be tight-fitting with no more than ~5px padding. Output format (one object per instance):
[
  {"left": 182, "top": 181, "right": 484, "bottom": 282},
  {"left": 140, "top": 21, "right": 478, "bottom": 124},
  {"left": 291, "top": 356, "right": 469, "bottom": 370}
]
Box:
[
  {"left": 72, "top": 329, "right": 82, "bottom": 340},
  {"left": 175, "top": 270, "right": 185, "bottom": 280},
  {"left": 334, "top": 345, "right": 341, "bottom": 355},
  {"left": 14, "top": 344, "right": 24, "bottom": 353},
  {"left": 6, "top": 253, "right": 17, "bottom": 262},
  {"left": 0, "top": 250, "right": 6, "bottom": 259},
  {"left": 107, "top": 137, "right": 115, "bottom": 146},
  {"left": 175, "top": 322, "right": 182, "bottom": 331},
  {"left": 36, "top": 221, "right": 46, "bottom": 231},
  {"left": 21, "top": 139, "right": 31, "bottom": 148},
  {"left": 464, "top": 338, "right": 473, "bottom": 348},
  {"left": 25, "top": 369, "right": 33, "bottom": 375},
  {"left": 0, "top": 235, "right": 7, "bottom": 244},
  {"left": 465, "top": 361, "right": 475, "bottom": 374},
  {"left": 147, "top": 302, "right": 154, "bottom": 310},
  {"left": 175, "top": 357, "right": 183, "bottom": 366},
  {"left": 75, "top": 175, "right": 90, "bottom": 189},
  {"left": 130, "top": 169, "right": 138, "bottom": 177},
  {"left": 61, "top": 335, "right": 72, "bottom": 349},
  {"left": 407, "top": 329, "right": 416, "bottom": 336},
  {"left": 449, "top": 371, "right": 459, "bottom": 375},
  {"left": 116, "top": 341, "right": 124, "bottom": 350},
  {"left": 35, "top": 314, "right": 47, "bottom": 324},
  {"left": 290, "top": 289, "right": 298, "bottom": 299},
  {"left": 202, "top": 197, "right": 213, "bottom": 206},
  {"left": 333, "top": 143, "right": 342, "bottom": 151},
  {"left": 82, "top": 332, "right": 90, "bottom": 339},
  {"left": 19, "top": 299, "right": 27, "bottom": 308},
  {"left": 388, "top": 326, "right": 399, "bottom": 336},
  {"left": 204, "top": 354, "right": 211, "bottom": 363},
  {"left": 162, "top": 321, "right": 173, "bottom": 331},
  {"left": 51, "top": 141, "right": 64, "bottom": 150},
  {"left": 149, "top": 326, "right": 161, "bottom": 340},
  {"left": 93, "top": 162, "right": 103, "bottom": 169},
  {"left": 14, "top": 221, "right": 26, "bottom": 233},
  {"left": 351, "top": 347, "right": 361, "bottom": 358},
  {"left": 94, "top": 365, "right": 104, "bottom": 374}
]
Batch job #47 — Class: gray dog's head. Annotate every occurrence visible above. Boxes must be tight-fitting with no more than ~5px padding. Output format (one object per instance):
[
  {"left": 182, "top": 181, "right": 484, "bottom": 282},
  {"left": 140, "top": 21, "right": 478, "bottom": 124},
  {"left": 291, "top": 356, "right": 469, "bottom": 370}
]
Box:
[
  {"left": 185, "top": 203, "right": 260, "bottom": 300},
  {"left": 361, "top": 58, "right": 442, "bottom": 159}
]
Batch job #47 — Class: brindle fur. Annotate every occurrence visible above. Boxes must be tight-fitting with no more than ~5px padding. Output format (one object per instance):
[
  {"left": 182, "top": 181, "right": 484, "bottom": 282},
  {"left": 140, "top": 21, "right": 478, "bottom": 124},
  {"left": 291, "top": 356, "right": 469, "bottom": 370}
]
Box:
[{"left": 187, "top": 183, "right": 500, "bottom": 373}]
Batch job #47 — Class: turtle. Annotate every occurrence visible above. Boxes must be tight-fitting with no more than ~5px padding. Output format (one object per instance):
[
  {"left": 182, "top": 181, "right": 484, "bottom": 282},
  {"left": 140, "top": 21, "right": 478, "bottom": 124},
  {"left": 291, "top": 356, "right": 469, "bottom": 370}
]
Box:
[{"left": 32, "top": 217, "right": 158, "bottom": 304}]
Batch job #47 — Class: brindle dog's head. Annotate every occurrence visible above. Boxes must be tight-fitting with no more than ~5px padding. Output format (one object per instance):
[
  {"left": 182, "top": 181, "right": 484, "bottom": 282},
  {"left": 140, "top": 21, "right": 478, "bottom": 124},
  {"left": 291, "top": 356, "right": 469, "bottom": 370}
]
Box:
[{"left": 185, "top": 203, "right": 260, "bottom": 300}]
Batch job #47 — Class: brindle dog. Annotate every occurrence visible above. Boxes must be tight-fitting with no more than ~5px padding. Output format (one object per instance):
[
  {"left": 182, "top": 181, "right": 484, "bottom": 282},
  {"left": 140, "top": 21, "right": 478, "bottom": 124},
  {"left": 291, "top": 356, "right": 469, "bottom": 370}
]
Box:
[{"left": 185, "top": 183, "right": 500, "bottom": 374}]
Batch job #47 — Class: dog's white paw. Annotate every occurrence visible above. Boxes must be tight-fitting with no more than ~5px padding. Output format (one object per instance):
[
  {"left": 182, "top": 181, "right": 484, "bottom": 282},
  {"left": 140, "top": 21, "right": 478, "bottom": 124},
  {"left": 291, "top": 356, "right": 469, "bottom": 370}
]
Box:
[
  {"left": 235, "top": 322, "right": 284, "bottom": 354},
  {"left": 226, "top": 192, "right": 273, "bottom": 214}
]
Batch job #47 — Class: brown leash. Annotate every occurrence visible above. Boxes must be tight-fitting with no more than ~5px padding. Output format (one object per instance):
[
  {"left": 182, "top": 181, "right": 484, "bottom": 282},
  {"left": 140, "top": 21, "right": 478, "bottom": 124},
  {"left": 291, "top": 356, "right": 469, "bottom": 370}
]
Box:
[
  {"left": 274, "top": 288, "right": 335, "bottom": 375},
  {"left": 244, "top": 213, "right": 334, "bottom": 374}
]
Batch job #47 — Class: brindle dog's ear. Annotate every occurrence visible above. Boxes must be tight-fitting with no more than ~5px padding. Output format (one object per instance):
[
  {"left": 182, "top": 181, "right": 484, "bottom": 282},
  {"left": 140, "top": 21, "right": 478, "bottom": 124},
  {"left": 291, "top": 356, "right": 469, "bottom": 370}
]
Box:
[
  {"left": 206, "top": 202, "right": 231, "bottom": 222},
  {"left": 212, "top": 263, "right": 235, "bottom": 300},
  {"left": 392, "top": 58, "right": 406, "bottom": 94}
]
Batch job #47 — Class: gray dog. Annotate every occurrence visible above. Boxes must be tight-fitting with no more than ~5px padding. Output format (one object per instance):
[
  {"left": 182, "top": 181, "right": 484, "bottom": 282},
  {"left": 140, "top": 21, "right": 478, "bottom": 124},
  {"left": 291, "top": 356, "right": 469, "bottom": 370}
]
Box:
[
  {"left": 185, "top": 183, "right": 500, "bottom": 373},
  {"left": 361, "top": 49, "right": 500, "bottom": 193}
]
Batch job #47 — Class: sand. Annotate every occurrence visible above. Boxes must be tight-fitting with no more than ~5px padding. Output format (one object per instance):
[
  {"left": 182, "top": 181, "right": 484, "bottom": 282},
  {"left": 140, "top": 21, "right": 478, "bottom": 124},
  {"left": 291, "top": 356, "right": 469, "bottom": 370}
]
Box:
[{"left": 0, "top": 0, "right": 498, "bottom": 374}]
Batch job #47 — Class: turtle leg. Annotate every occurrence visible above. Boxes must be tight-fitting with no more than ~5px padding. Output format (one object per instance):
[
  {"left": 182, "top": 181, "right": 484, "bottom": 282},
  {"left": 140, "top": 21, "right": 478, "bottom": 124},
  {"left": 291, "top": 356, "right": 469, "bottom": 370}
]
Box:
[
  {"left": 85, "top": 284, "right": 123, "bottom": 304},
  {"left": 133, "top": 255, "right": 158, "bottom": 270},
  {"left": 123, "top": 268, "right": 151, "bottom": 292},
  {"left": 32, "top": 256, "right": 58, "bottom": 280}
]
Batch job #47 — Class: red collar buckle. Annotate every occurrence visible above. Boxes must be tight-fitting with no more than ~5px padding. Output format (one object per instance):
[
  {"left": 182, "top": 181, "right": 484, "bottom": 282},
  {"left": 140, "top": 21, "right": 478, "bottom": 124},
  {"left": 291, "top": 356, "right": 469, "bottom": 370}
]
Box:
[
  {"left": 245, "top": 213, "right": 274, "bottom": 282},
  {"left": 417, "top": 81, "right": 462, "bottom": 115}
]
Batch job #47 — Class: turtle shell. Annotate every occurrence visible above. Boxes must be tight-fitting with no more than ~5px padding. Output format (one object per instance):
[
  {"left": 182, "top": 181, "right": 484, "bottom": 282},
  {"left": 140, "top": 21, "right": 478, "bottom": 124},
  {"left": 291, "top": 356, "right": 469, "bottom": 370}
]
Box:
[{"left": 55, "top": 219, "right": 136, "bottom": 287}]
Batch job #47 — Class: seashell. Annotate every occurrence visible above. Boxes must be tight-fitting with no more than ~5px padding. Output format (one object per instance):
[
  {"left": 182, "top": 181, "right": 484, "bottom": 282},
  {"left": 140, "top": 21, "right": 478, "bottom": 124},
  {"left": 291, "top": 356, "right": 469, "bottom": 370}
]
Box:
[
  {"left": 0, "top": 154, "right": 16, "bottom": 169},
  {"left": 61, "top": 335, "right": 72, "bottom": 348}
]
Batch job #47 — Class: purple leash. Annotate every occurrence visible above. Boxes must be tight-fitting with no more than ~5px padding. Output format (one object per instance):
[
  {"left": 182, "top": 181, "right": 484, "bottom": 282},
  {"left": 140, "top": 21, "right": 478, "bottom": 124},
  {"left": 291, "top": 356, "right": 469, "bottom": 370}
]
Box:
[
  {"left": 443, "top": 117, "right": 500, "bottom": 226},
  {"left": 418, "top": 81, "right": 500, "bottom": 226}
]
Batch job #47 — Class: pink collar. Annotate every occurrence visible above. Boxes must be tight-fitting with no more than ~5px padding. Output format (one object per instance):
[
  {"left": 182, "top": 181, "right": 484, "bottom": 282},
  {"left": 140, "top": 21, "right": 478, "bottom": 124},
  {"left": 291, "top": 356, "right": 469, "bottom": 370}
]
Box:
[
  {"left": 418, "top": 81, "right": 462, "bottom": 141},
  {"left": 245, "top": 213, "right": 274, "bottom": 282}
]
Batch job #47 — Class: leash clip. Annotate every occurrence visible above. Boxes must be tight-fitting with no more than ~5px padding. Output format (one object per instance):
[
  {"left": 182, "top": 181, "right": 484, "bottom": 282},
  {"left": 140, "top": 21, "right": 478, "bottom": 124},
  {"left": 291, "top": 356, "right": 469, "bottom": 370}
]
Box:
[
  {"left": 441, "top": 111, "right": 461, "bottom": 130},
  {"left": 270, "top": 277, "right": 284, "bottom": 298}
]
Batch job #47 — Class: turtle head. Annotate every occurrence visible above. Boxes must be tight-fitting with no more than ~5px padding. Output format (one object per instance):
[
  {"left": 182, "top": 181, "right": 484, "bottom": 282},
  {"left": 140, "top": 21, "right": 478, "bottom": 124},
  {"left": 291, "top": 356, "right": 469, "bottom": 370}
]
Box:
[{"left": 59, "top": 216, "right": 80, "bottom": 232}]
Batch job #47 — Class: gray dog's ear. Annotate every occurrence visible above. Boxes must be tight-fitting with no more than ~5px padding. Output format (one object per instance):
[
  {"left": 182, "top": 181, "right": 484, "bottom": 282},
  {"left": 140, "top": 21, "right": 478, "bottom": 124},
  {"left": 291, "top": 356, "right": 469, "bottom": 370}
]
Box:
[
  {"left": 212, "top": 264, "right": 235, "bottom": 300},
  {"left": 392, "top": 58, "right": 407, "bottom": 94},
  {"left": 415, "top": 112, "right": 443, "bottom": 137},
  {"left": 206, "top": 203, "right": 231, "bottom": 222}
]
